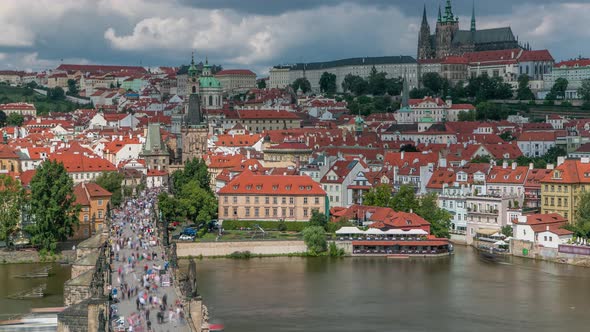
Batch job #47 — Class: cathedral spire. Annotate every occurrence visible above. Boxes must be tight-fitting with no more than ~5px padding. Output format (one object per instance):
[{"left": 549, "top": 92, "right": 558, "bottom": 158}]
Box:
[
  {"left": 444, "top": 0, "right": 456, "bottom": 22},
  {"left": 437, "top": 4, "right": 442, "bottom": 22},
  {"left": 422, "top": 4, "right": 428, "bottom": 26},
  {"left": 471, "top": 0, "right": 476, "bottom": 32}
]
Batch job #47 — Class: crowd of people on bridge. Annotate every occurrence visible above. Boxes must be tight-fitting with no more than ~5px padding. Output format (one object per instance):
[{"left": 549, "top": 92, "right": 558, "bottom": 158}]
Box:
[{"left": 108, "top": 189, "right": 187, "bottom": 332}]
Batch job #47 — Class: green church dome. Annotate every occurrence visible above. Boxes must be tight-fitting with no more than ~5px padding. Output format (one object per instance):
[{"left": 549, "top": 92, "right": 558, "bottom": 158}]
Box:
[{"left": 199, "top": 76, "right": 221, "bottom": 88}]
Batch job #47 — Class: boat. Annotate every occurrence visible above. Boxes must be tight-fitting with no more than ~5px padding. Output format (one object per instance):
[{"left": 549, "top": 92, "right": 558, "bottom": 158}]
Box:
[
  {"left": 14, "top": 266, "right": 52, "bottom": 278},
  {"left": 7, "top": 284, "right": 47, "bottom": 299},
  {"left": 476, "top": 246, "right": 505, "bottom": 263}
]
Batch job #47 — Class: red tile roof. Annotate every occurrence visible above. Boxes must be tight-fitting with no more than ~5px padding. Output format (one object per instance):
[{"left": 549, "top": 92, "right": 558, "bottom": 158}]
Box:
[
  {"left": 487, "top": 165, "right": 529, "bottom": 184},
  {"left": 555, "top": 59, "right": 590, "bottom": 68},
  {"left": 215, "top": 69, "right": 256, "bottom": 76},
  {"left": 56, "top": 64, "right": 147, "bottom": 74},
  {"left": 542, "top": 159, "right": 590, "bottom": 184},
  {"left": 218, "top": 172, "right": 325, "bottom": 196},
  {"left": 517, "top": 131, "right": 557, "bottom": 141},
  {"left": 352, "top": 240, "right": 449, "bottom": 247},
  {"left": 49, "top": 153, "right": 116, "bottom": 173},
  {"left": 518, "top": 50, "right": 554, "bottom": 62},
  {"left": 369, "top": 210, "right": 430, "bottom": 230},
  {"left": 237, "top": 109, "right": 300, "bottom": 120}
]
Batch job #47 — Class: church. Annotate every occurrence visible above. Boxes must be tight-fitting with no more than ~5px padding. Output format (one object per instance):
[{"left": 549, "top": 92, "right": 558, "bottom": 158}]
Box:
[{"left": 418, "top": 0, "right": 520, "bottom": 60}]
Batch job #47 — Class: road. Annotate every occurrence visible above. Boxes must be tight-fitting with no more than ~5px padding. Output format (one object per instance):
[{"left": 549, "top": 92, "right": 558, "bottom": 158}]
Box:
[{"left": 109, "top": 191, "right": 190, "bottom": 332}]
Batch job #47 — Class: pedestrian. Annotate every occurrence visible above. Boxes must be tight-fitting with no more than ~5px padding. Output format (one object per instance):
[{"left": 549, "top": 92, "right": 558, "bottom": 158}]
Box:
[
  {"left": 146, "top": 308, "right": 150, "bottom": 321},
  {"left": 136, "top": 297, "right": 140, "bottom": 311},
  {"left": 162, "top": 294, "right": 167, "bottom": 308}
]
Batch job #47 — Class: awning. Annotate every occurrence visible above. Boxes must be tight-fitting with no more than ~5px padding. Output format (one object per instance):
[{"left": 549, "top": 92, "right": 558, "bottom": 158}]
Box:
[
  {"left": 384, "top": 229, "right": 428, "bottom": 235},
  {"left": 365, "top": 228, "right": 385, "bottom": 235},
  {"left": 335, "top": 227, "right": 364, "bottom": 235},
  {"left": 476, "top": 228, "right": 499, "bottom": 236}
]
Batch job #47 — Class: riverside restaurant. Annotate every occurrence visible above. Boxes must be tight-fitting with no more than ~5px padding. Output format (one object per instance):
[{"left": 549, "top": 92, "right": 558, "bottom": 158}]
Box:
[{"left": 335, "top": 227, "right": 452, "bottom": 256}]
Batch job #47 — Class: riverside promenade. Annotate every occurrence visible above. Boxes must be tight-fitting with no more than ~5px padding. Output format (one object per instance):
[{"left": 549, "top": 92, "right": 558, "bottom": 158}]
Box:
[{"left": 109, "top": 191, "right": 190, "bottom": 332}]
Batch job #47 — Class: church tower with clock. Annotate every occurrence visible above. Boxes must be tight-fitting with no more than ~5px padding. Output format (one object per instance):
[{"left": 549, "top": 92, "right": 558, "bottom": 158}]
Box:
[{"left": 181, "top": 52, "right": 209, "bottom": 163}]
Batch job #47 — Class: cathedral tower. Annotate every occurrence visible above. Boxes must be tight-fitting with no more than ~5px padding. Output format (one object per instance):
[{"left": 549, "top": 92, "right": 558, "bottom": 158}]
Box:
[
  {"left": 417, "top": 4, "right": 434, "bottom": 60},
  {"left": 435, "top": 0, "right": 460, "bottom": 58}
]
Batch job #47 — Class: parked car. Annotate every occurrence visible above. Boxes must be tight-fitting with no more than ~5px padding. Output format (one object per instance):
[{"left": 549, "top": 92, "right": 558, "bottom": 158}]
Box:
[
  {"left": 182, "top": 227, "right": 197, "bottom": 236},
  {"left": 179, "top": 234, "right": 195, "bottom": 241}
]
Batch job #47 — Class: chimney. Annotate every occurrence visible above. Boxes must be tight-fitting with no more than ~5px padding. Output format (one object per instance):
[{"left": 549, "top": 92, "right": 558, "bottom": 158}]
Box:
[
  {"left": 547, "top": 164, "right": 554, "bottom": 170},
  {"left": 582, "top": 157, "right": 590, "bottom": 164},
  {"left": 246, "top": 150, "right": 251, "bottom": 159},
  {"left": 529, "top": 163, "right": 534, "bottom": 170},
  {"left": 557, "top": 156, "right": 565, "bottom": 166},
  {"left": 401, "top": 151, "right": 405, "bottom": 160},
  {"left": 512, "top": 162, "right": 517, "bottom": 170},
  {"left": 502, "top": 161, "right": 508, "bottom": 169}
]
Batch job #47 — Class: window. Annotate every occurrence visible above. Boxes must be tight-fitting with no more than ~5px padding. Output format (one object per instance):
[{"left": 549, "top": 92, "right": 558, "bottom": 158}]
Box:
[
  {"left": 551, "top": 198, "right": 554, "bottom": 206},
  {"left": 273, "top": 208, "right": 278, "bottom": 216},
  {"left": 98, "top": 199, "right": 103, "bottom": 206},
  {"left": 233, "top": 208, "right": 237, "bottom": 215},
  {"left": 304, "top": 197, "right": 308, "bottom": 204},
  {"left": 233, "top": 196, "right": 238, "bottom": 204},
  {"left": 255, "top": 196, "right": 259, "bottom": 204},
  {"left": 282, "top": 197, "right": 286, "bottom": 204},
  {"left": 245, "top": 207, "right": 251, "bottom": 217},
  {"left": 290, "top": 197, "right": 294, "bottom": 204},
  {"left": 265, "top": 196, "right": 270, "bottom": 204},
  {"left": 98, "top": 211, "right": 103, "bottom": 218},
  {"left": 273, "top": 197, "right": 278, "bottom": 204},
  {"left": 255, "top": 207, "right": 260, "bottom": 217},
  {"left": 265, "top": 208, "right": 270, "bottom": 216},
  {"left": 290, "top": 208, "right": 294, "bottom": 217},
  {"left": 83, "top": 215, "right": 89, "bottom": 222},
  {"left": 224, "top": 207, "right": 228, "bottom": 216},
  {"left": 224, "top": 196, "right": 228, "bottom": 203},
  {"left": 246, "top": 196, "right": 250, "bottom": 204},
  {"left": 315, "top": 197, "right": 320, "bottom": 205},
  {"left": 303, "top": 209, "right": 308, "bottom": 217}
]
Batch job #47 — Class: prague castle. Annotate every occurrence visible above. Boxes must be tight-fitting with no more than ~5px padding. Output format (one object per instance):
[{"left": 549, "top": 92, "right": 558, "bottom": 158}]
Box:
[{"left": 418, "top": 0, "right": 520, "bottom": 60}]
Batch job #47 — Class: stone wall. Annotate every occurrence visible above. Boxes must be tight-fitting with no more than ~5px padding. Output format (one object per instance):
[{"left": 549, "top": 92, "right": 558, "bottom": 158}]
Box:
[
  {"left": 335, "top": 241, "right": 352, "bottom": 255},
  {"left": 511, "top": 239, "right": 590, "bottom": 267},
  {"left": 177, "top": 240, "right": 307, "bottom": 257},
  {"left": 64, "top": 284, "right": 91, "bottom": 307},
  {"left": 71, "top": 264, "right": 94, "bottom": 279}
]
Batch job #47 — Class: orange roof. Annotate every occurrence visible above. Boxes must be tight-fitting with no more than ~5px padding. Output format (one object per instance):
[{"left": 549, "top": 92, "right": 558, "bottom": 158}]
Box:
[
  {"left": 215, "top": 134, "right": 262, "bottom": 147},
  {"left": 218, "top": 172, "right": 325, "bottom": 196},
  {"left": 0, "top": 145, "right": 19, "bottom": 159},
  {"left": 517, "top": 131, "right": 557, "bottom": 141},
  {"left": 237, "top": 109, "right": 300, "bottom": 120},
  {"left": 542, "top": 159, "right": 590, "bottom": 184},
  {"left": 215, "top": 69, "right": 256, "bottom": 76},
  {"left": 487, "top": 165, "right": 529, "bottom": 184},
  {"left": 369, "top": 210, "right": 430, "bottom": 230},
  {"left": 49, "top": 153, "right": 116, "bottom": 173},
  {"left": 104, "top": 137, "right": 142, "bottom": 154}
]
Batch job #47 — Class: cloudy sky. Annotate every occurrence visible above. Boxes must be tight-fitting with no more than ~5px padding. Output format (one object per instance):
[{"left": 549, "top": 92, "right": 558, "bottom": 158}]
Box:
[{"left": 0, "top": 0, "right": 587, "bottom": 75}]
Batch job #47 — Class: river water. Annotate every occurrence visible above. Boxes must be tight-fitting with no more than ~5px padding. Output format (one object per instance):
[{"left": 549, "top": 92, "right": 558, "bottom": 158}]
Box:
[
  {"left": 195, "top": 246, "right": 589, "bottom": 332},
  {"left": 0, "top": 263, "right": 70, "bottom": 319}
]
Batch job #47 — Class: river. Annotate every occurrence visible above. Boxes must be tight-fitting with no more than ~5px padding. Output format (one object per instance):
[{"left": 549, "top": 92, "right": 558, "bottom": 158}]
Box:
[
  {"left": 0, "top": 263, "right": 70, "bottom": 319},
  {"left": 194, "top": 246, "right": 589, "bottom": 332}
]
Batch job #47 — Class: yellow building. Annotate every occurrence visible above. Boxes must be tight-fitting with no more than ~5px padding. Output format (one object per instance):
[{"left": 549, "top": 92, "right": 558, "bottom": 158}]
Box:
[
  {"left": 217, "top": 172, "right": 327, "bottom": 222},
  {"left": 540, "top": 159, "right": 590, "bottom": 223},
  {"left": 72, "top": 182, "right": 112, "bottom": 239},
  {"left": 0, "top": 145, "right": 21, "bottom": 175}
]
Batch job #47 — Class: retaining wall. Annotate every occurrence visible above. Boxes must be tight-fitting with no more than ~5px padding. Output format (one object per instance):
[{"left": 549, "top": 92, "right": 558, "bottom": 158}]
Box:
[
  {"left": 511, "top": 239, "right": 590, "bottom": 267},
  {"left": 177, "top": 240, "right": 307, "bottom": 257}
]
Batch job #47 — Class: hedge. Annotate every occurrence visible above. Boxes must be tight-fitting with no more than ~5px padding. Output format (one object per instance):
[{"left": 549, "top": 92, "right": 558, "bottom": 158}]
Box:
[{"left": 222, "top": 220, "right": 310, "bottom": 232}]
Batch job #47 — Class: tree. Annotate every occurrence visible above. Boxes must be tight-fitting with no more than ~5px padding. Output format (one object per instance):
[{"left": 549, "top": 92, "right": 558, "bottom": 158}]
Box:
[
  {"left": 319, "top": 72, "right": 337, "bottom": 95},
  {"left": 309, "top": 210, "right": 328, "bottom": 229},
  {"left": 542, "top": 146, "right": 567, "bottom": 165},
  {"left": 516, "top": 74, "right": 535, "bottom": 100},
  {"left": 551, "top": 78, "right": 568, "bottom": 100},
  {"left": 342, "top": 74, "right": 368, "bottom": 95},
  {"left": 0, "top": 175, "right": 24, "bottom": 248},
  {"left": 0, "top": 110, "right": 6, "bottom": 127},
  {"left": 94, "top": 172, "right": 124, "bottom": 207},
  {"left": 457, "top": 110, "right": 476, "bottom": 121},
  {"left": 422, "top": 72, "right": 444, "bottom": 96},
  {"left": 571, "top": 191, "right": 590, "bottom": 239},
  {"left": 291, "top": 77, "right": 311, "bottom": 94},
  {"left": 470, "top": 155, "right": 491, "bottom": 164},
  {"left": 409, "top": 87, "right": 432, "bottom": 99},
  {"left": 363, "top": 184, "right": 394, "bottom": 208},
  {"left": 577, "top": 79, "right": 590, "bottom": 104},
  {"left": 391, "top": 185, "right": 419, "bottom": 213},
  {"left": 257, "top": 79, "right": 266, "bottom": 89},
  {"left": 6, "top": 113, "right": 24, "bottom": 126},
  {"left": 368, "top": 67, "right": 388, "bottom": 95},
  {"left": 400, "top": 144, "right": 419, "bottom": 152},
  {"left": 385, "top": 77, "right": 403, "bottom": 96},
  {"left": 501, "top": 225, "right": 513, "bottom": 237},
  {"left": 499, "top": 131, "right": 515, "bottom": 141},
  {"left": 67, "top": 79, "right": 78, "bottom": 95},
  {"left": 302, "top": 226, "right": 327, "bottom": 254},
  {"left": 27, "top": 160, "right": 80, "bottom": 252},
  {"left": 418, "top": 193, "right": 451, "bottom": 238},
  {"left": 172, "top": 158, "right": 211, "bottom": 194},
  {"left": 177, "top": 180, "right": 217, "bottom": 224},
  {"left": 47, "top": 87, "right": 65, "bottom": 100}
]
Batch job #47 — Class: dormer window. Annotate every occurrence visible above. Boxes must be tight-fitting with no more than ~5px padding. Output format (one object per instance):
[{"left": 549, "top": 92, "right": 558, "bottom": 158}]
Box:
[
  {"left": 233, "top": 185, "right": 239, "bottom": 190},
  {"left": 272, "top": 185, "right": 278, "bottom": 191},
  {"left": 256, "top": 185, "right": 262, "bottom": 190},
  {"left": 246, "top": 185, "right": 252, "bottom": 190},
  {"left": 553, "top": 171, "right": 562, "bottom": 179}
]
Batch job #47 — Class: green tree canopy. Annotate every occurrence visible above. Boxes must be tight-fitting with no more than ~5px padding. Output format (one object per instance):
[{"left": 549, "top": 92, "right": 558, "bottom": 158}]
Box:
[
  {"left": 567, "top": 191, "right": 590, "bottom": 239},
  {"left": 47, "top": 87, "right": 65, "bottom": 101},
  {"left": 457, "top": 110, "right": 476, "bottom": 121},
  {"left": 292, "top": 77, "right": 312, "bottom": 94},
  {"left": 363, "top": 184, "right": 394, "bottom": 208},
  {"left": 0, "top": 175, "right": 24, "bottom": 248},
  {"left": 302, "top": 226, "right": 327, "bottom": 255},
  {"left": 172, "top": 158, "right": 211, "bottom": 194},
  {"left": 422, "top": 72, "right": 446, "bottom": 96},
  {"left": 177, "top": 180, "right": 218, "bottom": 224},
  {"left": 257, "top": 79, "right": 266, "bottom": 89},
  {"left": 409, "top": 87, "right": 433, "bottom": 99},
  {"left": 27, "top": 160, "right": 80, "bottom": 252},
  {"left": 342, "top": 74, "right": 368, "bottom": 95},
  {"left": 550, "top": 78, "right": 568, "bottom": 100},
  {"left": 466, "top": 74, "right": 513, "bottom": 101},
  {"left": 0, "top": 110, "right": 6, "bottom": 127},
  {"left": 516, "top": 74, "right": 535, "bottom": 100},
  {"left": 67, "top": 79, "right": 79, "bottom": 95},
  {"left": 418, "top": 193, "right": 451, "bottom": 238},
  {"left": 470, "top": 155, "right": 491, "bottom": 164},
  {"left": 319, "top": 72, "right": 337, "bottom": 95},
  {"left": 309, "top": 210, "right": 328, "bottom": 228},
  {"left": 6, "top": 113, "right": 24, "bottom": 126},
  {"left": 94, "top": 172, "right": 124, "bottom": 207},
  {"left": 476, "top": 101, "right": 515, "bottom": 121},
  {"left": 577, "top": 79, "right": 590, "bottom": 104},
  {"left": 391, "top": 184, "right": 420, "bottom": 213}
]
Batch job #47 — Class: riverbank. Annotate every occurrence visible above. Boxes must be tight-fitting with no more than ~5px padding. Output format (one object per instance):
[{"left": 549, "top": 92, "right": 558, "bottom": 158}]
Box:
[
  {"left": 0, "top": 249, "right": 76, "bottom": 264},
  {"left": 511, "top": 240, "right": 590, "bottom": 268},
  {"left": 177, "top": 240, "right": 308, "bottom": 257}
]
